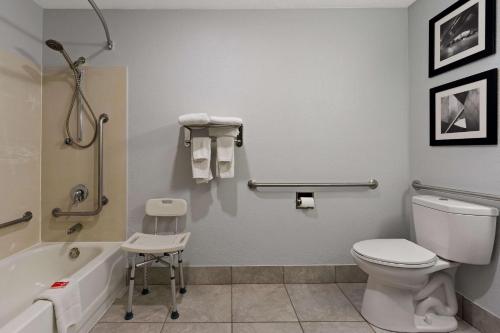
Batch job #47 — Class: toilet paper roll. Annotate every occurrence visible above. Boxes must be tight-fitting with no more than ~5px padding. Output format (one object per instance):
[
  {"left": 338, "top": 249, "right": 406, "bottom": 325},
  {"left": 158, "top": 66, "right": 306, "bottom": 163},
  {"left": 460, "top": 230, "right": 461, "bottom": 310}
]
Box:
[{"left": 298, "top": 197, "right": 315, "bottom": 209}]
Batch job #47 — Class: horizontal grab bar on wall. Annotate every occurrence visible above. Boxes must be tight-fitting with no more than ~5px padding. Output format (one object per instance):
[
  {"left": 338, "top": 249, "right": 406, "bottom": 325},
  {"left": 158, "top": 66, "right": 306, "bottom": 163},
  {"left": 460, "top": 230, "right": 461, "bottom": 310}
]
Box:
[
  {"left": 0, "top": 211, "right": 33, "bottom": 229},
  {"left": 248, "top": 179, "right": 379, "bottom": 190},
  {"left": 412, "top": 180, "right": 500, "bottom": 202}
]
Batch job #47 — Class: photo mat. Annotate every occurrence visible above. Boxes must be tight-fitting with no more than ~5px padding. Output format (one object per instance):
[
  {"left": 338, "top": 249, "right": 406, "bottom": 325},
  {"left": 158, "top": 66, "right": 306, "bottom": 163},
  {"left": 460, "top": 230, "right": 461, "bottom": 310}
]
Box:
[{"left": 430, "top": 69, "right": 497, "bottom": 145}]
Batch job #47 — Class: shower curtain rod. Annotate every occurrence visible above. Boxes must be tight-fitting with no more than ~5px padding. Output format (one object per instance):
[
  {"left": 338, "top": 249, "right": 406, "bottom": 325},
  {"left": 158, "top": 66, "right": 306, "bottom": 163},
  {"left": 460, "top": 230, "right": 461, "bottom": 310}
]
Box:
[{"left": 87, "top": 0, "right": 113, "bottom": 50}]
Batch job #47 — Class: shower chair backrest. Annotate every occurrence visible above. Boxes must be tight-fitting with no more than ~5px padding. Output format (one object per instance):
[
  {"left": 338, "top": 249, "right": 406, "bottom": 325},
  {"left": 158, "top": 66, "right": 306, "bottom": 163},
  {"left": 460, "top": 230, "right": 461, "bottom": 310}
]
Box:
[{"left": 145, "top": 198, "right": 187, "bottom": 235}]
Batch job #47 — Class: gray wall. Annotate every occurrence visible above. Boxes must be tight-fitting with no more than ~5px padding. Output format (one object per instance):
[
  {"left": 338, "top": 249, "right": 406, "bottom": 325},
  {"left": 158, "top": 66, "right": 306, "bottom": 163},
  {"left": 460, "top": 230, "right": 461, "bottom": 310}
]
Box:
[
  {"left": 43, "top": 9, "right": 410, "bottom": 265},
  {"left": 0, "top": 0, "right": 43, "bottom": 66},
  {"left": 409, "top": 0, "right": 500, "bottom": 318}
]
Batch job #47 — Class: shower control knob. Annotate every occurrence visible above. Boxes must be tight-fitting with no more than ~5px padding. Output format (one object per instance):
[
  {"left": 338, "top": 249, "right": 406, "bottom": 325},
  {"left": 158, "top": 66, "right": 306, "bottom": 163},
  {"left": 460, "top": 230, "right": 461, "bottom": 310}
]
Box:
[
  {"left": 64, "top": 137, "right": 73, "bottom": 145},
  {"left": 71, "top": 184, "right": 89, "bottom": 204}
]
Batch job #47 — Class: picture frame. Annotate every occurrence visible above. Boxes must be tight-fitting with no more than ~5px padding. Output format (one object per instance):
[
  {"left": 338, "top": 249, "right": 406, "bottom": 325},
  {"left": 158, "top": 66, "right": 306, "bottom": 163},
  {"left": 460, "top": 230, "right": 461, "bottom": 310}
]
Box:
[
  {"left": 430, "top": 69, "right": 497, "bottom": 146},
  {"left": 429, "top": 0, "right": 496, "bottom": 77}
]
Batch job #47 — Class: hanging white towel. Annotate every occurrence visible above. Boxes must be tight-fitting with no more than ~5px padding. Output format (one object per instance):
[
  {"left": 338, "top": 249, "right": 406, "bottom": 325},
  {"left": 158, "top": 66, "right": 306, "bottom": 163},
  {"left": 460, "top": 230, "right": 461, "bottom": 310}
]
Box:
[
  {"left": 178, "top": 113, "right": 210, "bottom": 126},
  {"left": 191, "top": 137, "right": 212, "bottom": 183},
  {"left": 209, "top": 116, "right": 243, "bottom": 126},
  {"left": 215, "top": 137, "right": 235, "bottom": 178},
  {"left": 35, "top": 280, "right": 82, "bottom": 333}
]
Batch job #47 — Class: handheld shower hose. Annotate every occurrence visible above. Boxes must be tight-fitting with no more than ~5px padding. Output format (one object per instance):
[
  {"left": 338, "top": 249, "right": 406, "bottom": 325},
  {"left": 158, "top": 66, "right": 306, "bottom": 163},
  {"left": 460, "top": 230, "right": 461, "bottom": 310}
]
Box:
[{"left": 45, "top": 39, "right": 98, "bottom": 149}]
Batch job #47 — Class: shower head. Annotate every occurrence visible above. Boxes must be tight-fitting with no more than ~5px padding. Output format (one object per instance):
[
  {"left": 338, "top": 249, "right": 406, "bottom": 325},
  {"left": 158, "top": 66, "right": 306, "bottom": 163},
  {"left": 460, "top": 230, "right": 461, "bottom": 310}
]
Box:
[
  {"left": 45, "top": 39, "right": 64, "bottom": 52},
  {"left": 45, "top": 39, "right": 81, "bottom": 75}
]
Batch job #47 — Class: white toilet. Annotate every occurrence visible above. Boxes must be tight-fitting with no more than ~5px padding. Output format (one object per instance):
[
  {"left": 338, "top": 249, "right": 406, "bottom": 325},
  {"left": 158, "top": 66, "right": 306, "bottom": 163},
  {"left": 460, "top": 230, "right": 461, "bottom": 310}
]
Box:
[{"left": 351, "top": 195, "right": 498, "bottom": 332}]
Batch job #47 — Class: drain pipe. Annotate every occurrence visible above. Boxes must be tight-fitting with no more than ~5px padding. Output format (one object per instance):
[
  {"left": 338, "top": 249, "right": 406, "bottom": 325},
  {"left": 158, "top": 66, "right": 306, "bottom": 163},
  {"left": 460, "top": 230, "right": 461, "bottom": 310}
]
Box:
[{"left": 414, "top": 272, "right": 458, "bottom": 317}]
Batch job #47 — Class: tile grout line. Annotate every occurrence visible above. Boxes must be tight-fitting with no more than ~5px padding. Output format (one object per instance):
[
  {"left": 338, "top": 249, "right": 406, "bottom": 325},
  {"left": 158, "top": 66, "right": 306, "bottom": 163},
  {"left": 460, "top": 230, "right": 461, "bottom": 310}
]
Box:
[
  {"left": 283, "top": 283, "right": 305, "bottom": 333},
  {"left": 336, "top": 283, "right": 376, "bottom": 333}
]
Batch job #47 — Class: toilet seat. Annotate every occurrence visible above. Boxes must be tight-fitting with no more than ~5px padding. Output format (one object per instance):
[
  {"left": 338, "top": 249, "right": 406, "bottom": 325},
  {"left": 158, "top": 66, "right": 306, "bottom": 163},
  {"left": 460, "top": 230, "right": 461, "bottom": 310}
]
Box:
[{"left": 352, "top": 239, "right": 437, "bottom": 268}]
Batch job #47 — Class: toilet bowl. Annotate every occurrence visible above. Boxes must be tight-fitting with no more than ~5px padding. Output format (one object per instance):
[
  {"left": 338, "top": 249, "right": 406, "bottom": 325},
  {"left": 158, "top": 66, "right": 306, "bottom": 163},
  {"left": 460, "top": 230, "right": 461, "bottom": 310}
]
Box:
[{"left": 351, "top": 196, "right": 498, "bottom": 332}]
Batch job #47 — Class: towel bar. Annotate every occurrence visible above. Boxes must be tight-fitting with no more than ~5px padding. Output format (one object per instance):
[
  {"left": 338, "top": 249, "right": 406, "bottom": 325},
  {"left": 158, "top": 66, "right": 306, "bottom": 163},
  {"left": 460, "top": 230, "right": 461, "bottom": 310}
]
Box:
[
  {"left": 183, "top": 124, "right": 243, "bottom": 148},
  {"left": 248, "top": 179, "right": 379, "bottom": 190}
]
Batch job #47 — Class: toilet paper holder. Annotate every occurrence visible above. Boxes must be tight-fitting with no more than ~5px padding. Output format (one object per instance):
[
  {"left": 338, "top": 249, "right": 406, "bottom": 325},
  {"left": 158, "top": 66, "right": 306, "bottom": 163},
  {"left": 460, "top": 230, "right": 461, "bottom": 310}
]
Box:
[{"left": 296, "top": 192, "right": 315, "bottom": 209}]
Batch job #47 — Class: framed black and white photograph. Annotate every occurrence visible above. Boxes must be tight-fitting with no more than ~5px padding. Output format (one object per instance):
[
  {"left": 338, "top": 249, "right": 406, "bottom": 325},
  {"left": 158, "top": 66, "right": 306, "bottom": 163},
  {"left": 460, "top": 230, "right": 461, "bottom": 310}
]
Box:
[
  {"left": 429, "top": 0, "right": 496, "bottom": 77},
  {"left": 430, "top": 69, "right": 497, "bottom": 146}
]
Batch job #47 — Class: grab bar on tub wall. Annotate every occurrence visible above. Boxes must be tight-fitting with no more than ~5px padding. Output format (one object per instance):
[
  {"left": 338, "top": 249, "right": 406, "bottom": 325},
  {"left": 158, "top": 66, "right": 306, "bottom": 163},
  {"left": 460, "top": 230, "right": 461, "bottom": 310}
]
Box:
[
  {"left": 412, "top": 180, "right": 500, "bottom": 202},
  {"left": 0, "top": 211, "right": 33, "bottom": 229},
  {"left": 248, "top": 179, "right": 379, "bottom": 190},
  {"left": 52, "top": 114, "right": 109, "bottom": 217}
]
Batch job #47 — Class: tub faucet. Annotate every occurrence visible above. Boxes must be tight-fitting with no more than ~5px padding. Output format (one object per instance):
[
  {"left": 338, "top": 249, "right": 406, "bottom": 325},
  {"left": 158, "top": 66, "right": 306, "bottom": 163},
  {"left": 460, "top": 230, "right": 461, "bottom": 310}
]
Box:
[{"left": 67, "top": 223, "right": 83, "bottom": 235}]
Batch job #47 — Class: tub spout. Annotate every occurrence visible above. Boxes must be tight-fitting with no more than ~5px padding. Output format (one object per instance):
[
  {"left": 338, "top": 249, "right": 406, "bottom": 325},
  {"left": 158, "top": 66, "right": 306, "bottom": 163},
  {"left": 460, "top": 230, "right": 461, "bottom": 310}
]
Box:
[{"left": 67, "top": 223, "right": 83, "bottom": 235}]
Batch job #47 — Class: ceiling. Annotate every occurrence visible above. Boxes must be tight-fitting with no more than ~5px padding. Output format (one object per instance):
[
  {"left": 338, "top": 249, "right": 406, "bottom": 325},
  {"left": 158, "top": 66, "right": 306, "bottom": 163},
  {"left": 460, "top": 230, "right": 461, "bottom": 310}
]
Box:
[{"left": 34, "top": 0, "right": 417, "bottom": 10}]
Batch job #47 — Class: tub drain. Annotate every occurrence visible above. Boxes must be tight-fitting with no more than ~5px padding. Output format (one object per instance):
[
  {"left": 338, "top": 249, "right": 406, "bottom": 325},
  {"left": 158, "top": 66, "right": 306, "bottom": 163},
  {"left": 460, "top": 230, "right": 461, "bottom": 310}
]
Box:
[{"left": 69, "top": 247, "right": 80, "bottom": 259}]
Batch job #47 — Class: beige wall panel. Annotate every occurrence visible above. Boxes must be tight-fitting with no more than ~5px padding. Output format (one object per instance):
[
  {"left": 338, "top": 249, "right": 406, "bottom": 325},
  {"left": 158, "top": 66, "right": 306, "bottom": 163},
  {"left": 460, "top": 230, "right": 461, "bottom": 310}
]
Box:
[
  {"left": 42, "top": 67, "right": 127, "bottom": 241},
  {"left": 0, "top": 51, "right": 42, "bottom": 259}
]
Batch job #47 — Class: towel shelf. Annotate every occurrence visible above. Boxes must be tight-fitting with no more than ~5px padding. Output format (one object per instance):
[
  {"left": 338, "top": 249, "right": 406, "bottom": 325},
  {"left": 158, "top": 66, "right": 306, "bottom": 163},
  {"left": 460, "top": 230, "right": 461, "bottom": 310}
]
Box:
[
  {"left": 0, "top": 211, "right": 33, "bottom": 229},
  {"left": 183, "top": 124, "right": 243, "bottom": 148},
  {"left": 248, "top": 179, "right": 379, "bottom": 190},
  {"left": 412, "top": 180, "right": 500, "bottom": 201}
]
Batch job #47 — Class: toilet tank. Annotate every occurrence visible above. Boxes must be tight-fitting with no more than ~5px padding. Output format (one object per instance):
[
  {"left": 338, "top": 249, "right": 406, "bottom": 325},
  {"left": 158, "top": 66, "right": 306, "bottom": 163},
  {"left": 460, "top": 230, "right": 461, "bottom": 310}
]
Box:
[{"left": 412, "top": 195, "right": 498, "bottom": 265}]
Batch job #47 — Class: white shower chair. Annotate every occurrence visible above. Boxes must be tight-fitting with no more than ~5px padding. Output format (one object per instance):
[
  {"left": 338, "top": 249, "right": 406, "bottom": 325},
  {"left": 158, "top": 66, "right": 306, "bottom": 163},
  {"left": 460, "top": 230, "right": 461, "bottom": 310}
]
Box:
[{"left": 121, "top": 198, "right": 190, "bottom": 320}]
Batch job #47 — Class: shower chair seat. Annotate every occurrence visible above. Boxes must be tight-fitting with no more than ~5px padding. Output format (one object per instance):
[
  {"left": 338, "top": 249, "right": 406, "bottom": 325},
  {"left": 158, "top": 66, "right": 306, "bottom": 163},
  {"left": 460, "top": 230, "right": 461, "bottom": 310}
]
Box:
[
  {"left": 121, "top": 232, "right": 190, "bottom": 254},
  {"left": 121, "top": 198, "right": 190, "bottom": 320}
]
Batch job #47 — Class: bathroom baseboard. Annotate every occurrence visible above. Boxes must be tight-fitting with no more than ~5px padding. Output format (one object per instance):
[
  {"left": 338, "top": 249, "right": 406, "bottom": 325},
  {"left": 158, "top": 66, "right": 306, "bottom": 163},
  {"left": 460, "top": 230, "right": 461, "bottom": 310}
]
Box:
[
  {"left": 128, "top": 264, "right": 367, "bottom": 285},
  {"left": 457, "top": 293, "right": 500, "bottom": 333}
]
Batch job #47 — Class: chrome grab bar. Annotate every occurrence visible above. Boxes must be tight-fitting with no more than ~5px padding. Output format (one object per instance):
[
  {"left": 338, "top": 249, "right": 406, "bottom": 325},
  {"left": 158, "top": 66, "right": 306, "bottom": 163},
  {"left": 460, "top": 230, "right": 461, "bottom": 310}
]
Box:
[
  {"left": 0, "top": 211, "right": 33, "bottom": 229},
  {"left": 248, "top": 179, "right": 379, "bottom": 190},
  {"left": 412, "top": 180, "right": 500, "bottom": 202},
  {"left": 87, "top": 0, "right": 113, "bottom": 50},
  {"left": 53, "top": 114, "right": 109, "bottom": 217}
]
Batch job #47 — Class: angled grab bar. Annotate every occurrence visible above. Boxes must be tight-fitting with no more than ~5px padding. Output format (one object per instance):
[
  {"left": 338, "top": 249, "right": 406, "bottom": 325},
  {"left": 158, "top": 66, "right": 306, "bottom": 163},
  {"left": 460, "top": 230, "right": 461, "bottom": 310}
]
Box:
[
  {"left": 248, "top": 179, "right": 379, "bottom": 190},
  {"left": 0, "top": 211, "right": 33, "bottom": 229},
  {"left": 53, "top": 114, "right": 109, "bottom": 217},
  {"left": 88, "top": 0, "right": 113, "bottom": 50}
]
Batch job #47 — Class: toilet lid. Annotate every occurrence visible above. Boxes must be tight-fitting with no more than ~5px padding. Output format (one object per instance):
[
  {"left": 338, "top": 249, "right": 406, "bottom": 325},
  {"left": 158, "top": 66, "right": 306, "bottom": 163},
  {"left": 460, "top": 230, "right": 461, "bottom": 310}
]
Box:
[{"left": 352, "top": 239, "right": 437, "bottom": 267}]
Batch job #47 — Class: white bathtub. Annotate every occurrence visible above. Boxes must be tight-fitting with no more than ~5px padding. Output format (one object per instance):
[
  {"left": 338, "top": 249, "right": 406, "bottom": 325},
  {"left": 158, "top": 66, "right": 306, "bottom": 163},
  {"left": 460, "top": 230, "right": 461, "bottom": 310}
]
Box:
[{"left": 0, "top": 242, "right": 126, "bottom": 333}]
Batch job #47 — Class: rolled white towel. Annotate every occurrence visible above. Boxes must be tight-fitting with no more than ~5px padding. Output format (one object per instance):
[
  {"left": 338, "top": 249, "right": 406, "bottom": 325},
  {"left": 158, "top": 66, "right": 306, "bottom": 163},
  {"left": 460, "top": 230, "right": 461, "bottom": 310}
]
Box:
[
  {"left": 209, "top": 116, "right": 243, "bottom": 126},
  {"left": 178, "top": 113, "right": 210, "bottom": 126}
]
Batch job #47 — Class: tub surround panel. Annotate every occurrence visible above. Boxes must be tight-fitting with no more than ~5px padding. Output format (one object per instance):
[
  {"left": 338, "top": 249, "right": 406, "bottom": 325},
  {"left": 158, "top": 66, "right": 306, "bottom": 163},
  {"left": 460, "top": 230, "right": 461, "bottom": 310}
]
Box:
[
  {"left": 0, "top": 51, "right": 42, "bottom": 260},
  {"left": 41, "top": 67, "right": 127, "bottom": 241},
  {"left": 0, "top": 0, "right": 43, "bottom": 260},
  {"left": 409, "top": 0, "right": 500, "bottom": 318}
]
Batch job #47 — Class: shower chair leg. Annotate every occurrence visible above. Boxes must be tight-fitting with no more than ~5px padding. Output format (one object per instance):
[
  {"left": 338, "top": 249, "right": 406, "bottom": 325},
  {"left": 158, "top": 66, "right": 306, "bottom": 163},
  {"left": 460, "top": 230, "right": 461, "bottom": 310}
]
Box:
[
  {"left": 142, "top": 254, "right": 150, "bottom": 295},
  {"left": 169, "top": 254, "right": 179, "bottom": 319},
  {"left": 125, "top": 255, "right": 136, "bottom": 320},
  {"left": 179, "top": 250, "right": 186, "bottom": 294}
]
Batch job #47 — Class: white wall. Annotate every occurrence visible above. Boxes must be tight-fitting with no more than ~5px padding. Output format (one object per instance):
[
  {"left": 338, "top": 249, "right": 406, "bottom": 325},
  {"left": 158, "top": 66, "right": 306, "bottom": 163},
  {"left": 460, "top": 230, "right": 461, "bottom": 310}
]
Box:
[
  {"left": 0, "top": 0, "right": 43, "bottom": 66},
  {"left": 43, "top": 9, "right": 410, "bottom": 265},
  {"left": 409, "top": 0, "right": 500, "bottom": 318}
]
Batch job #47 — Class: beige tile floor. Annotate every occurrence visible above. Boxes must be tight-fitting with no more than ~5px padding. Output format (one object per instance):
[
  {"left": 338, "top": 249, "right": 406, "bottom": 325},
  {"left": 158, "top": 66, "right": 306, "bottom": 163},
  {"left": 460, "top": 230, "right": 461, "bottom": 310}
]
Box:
[{"left": 92, "top": 283, "right": 480, "bottom": 333}]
